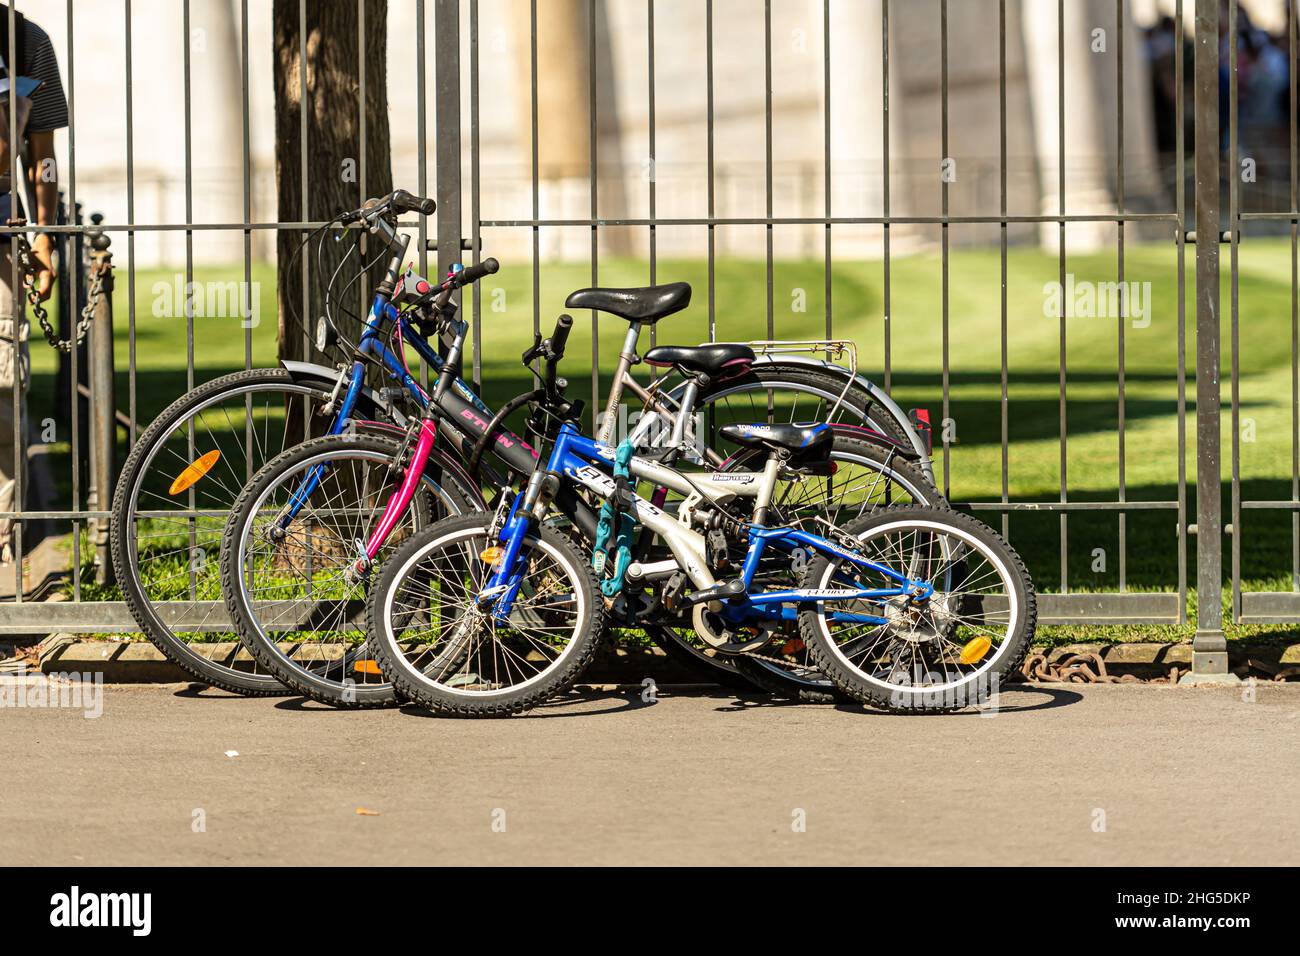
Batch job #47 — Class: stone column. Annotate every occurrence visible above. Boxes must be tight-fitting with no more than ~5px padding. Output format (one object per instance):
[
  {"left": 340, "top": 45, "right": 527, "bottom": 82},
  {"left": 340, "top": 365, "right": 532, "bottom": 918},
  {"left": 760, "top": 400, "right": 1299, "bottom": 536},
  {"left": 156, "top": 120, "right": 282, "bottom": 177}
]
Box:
[
  {"left": 1021, "top": 0, "right": 1164, "bottom": 251},
  {"left": 824, "top": 0, "right": 904, "bottom": 257}
]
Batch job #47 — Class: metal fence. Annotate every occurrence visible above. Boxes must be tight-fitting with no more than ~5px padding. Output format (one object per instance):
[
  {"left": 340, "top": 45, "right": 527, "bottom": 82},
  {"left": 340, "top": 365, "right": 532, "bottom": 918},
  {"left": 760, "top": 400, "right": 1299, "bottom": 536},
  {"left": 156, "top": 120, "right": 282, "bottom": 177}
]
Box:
[{"left": 0, "top": 0, "right": 1266, "bottom": 677}]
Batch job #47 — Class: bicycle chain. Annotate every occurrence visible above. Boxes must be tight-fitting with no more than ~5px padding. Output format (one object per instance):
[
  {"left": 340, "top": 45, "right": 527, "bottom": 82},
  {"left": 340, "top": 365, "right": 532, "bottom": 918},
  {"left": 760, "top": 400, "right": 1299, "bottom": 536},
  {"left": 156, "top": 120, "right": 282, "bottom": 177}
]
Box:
[{"left": 13, "top": 229, "right": 107, "bottom": 353}]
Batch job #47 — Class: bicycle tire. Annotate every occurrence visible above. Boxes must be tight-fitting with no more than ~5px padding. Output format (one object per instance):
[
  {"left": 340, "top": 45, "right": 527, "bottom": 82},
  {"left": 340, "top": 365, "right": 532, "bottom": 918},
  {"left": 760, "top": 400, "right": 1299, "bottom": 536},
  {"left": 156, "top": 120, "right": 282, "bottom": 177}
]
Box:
[
  {"left": 110, "top": 368, "right": 386, "bottom": 695},
  {"left": 221, "top": 433, "right": 480, "bottom": 707}
]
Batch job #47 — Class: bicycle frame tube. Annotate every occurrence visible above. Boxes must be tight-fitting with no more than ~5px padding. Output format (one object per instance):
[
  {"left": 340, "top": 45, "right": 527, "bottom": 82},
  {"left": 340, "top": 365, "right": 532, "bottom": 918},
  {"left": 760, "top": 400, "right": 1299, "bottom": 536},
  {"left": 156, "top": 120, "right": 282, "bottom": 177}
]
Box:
[
  {"left": 484, "top": 421, "right": 932, "bottom": 626},
  {"left": 360, "top": 419, "right": 438, "bottom": 562}
]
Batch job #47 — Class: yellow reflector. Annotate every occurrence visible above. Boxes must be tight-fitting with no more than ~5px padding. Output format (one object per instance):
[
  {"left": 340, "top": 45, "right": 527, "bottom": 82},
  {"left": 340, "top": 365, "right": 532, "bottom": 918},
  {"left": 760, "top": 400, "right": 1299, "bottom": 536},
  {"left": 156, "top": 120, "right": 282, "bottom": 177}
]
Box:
[
  {"left": 480, "top": 546, "right": 503, "bottom": 565},
  {"left": 168, "top": 450, "right": 222, "bottom": 495},
  {"left": 353, "top": 659, "right": 382, "bottom": 675},
  {"left": 959, "top": 636, "right": 992, "bottom": 665}
]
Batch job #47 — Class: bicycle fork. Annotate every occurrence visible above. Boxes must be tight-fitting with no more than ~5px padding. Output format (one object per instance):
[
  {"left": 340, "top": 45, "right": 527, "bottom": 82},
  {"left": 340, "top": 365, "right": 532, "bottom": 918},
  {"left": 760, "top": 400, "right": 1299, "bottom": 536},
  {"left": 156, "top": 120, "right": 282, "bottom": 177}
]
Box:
[
  {"left": 344, "top": 418, "right": 440, "bottom": 581},
  {"left": 478, "top": 469, "right": 559, "bottom": 622}
]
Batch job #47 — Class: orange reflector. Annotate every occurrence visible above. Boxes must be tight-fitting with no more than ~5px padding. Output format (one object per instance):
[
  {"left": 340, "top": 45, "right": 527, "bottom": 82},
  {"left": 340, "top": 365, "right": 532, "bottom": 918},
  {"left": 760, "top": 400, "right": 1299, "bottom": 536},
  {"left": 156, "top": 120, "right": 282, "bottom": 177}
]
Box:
[
  {"left": 959, "top": 636, "right": 992, "bottom": 665},
  {"left": 353, "top": 659, "right": 382, "bottom": 675},
  {"left": 480, "top": 546, "right": 504, "bottom": 564},
  {"left": 780, "top": 637, "right": 806, "bottom": 656},
  {"left": 168, "top": 450, "right": 221, "bottom": 495}
]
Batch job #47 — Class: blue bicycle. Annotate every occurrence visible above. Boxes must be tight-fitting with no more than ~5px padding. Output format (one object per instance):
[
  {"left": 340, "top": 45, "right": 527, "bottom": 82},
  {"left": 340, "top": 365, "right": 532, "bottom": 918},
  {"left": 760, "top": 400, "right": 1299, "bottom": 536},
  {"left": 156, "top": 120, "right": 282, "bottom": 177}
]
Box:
[{"left": 365, "top": 316, "right": 1036, "bottom": 715}]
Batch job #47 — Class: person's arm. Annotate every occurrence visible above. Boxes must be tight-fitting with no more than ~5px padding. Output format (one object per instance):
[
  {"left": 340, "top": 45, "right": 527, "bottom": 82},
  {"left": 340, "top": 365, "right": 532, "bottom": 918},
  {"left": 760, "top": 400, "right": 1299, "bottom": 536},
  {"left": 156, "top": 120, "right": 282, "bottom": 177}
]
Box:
[{"left": 25, "top": 129, "right": 56, "bottom": 301}]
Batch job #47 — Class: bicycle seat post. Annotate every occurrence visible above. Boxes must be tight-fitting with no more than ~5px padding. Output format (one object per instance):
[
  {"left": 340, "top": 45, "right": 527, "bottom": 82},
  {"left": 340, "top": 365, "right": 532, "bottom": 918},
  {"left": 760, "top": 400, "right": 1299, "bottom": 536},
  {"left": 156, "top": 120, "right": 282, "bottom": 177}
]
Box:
[
  {"left": 596, "top": 320, "right": 642, "bottom": 446},
  {"left": 752, "top": 451, "right": 785, "bottom": 527}
]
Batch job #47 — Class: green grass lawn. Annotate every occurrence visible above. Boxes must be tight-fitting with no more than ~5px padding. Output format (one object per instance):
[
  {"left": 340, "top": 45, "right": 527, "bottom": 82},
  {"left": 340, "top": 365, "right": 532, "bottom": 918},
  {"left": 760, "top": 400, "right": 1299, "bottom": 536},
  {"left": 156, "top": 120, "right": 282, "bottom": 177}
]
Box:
[{"left": 29, "top": 238, "right": 1300, "bottom": 643}]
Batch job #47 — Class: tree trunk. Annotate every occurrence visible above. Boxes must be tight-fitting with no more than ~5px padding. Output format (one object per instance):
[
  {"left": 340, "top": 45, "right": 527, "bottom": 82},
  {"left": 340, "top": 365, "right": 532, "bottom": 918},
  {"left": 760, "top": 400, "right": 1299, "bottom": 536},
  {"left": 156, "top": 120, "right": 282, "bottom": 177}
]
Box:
[{"left": 273, "top": 0, "right": 392, "bottom": 366}]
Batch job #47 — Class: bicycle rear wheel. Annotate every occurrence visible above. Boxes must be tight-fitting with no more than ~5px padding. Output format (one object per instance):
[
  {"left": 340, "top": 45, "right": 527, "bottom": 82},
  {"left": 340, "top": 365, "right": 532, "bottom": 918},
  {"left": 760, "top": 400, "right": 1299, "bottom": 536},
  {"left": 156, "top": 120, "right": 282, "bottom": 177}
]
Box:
[
  {"left": 651, "top": 436, "right": 945, "bottom": 700},
  {"left": 800, "top": 506, "right": 1035, "bottom": 712},
  {"left": 645, "top": 363, "right": 938, "bottom": 693}
]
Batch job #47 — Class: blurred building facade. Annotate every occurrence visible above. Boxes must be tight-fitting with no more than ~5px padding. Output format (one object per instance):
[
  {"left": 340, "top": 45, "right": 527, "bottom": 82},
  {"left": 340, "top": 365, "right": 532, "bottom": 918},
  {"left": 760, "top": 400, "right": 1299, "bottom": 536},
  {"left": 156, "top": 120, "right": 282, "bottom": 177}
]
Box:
[{"left": 19, "top": 0, "right": 1284, "bottom": 266}]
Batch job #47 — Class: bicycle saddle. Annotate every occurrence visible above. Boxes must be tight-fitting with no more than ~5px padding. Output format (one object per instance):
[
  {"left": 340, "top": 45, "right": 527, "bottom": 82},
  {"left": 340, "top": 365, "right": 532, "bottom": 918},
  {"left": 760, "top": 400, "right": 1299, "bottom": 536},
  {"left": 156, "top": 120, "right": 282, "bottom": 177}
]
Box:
[
  {"left": 565, "top": 282, "right": 691, "bottom": 323},
  {"left": 719, "top": 422, "right": 834, "bottom": 460},
  {"left": 643, "top": 342, "right": 755, "bottom": 375}
]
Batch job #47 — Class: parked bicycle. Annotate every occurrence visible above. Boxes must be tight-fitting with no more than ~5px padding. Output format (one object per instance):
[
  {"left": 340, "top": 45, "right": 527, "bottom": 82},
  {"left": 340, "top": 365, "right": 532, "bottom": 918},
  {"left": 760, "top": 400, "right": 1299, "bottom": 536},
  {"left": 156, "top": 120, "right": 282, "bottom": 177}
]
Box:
[
  {"left": 363, "top": 313, "right": 1036, "bottom": 715},
  {"left": 114, "top": 188, "right": 933, "bottom": 697}
]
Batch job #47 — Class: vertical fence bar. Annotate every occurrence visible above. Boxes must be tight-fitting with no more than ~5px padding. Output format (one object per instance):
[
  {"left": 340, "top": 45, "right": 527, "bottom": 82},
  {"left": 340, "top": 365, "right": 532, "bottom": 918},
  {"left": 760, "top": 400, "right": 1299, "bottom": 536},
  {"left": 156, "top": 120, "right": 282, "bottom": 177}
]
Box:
[
  {"left": 435, "top": 0, "right": 462, "bottom": 281},
  {"left": 647, "top": 0, "right": 656, "bottom": 349},
  {"left": 357, "top": 0, "right": 368, "bottom": 326},
  {"left": 418, "top": 0, "right": 433, "bottom": 391},
  {"left": 881, "top": 0, "right": 891, "bottom": 393},
  {"left": 299, "top": 0, "right": 310, "bottom": 365},
  {"left": 1176, "top": 0, "right": 1188, "bottom": 623},
  {"left": 1115, "top": 0, "right": 1128, "bottom": 593},
  {"left": 763, "top": 0, "right": 773, "bottom": 342},
  {"left": 706, "top": 0, "right": 715, "bottom": 345},
  {"left": 1188, "top": 0, "right": 1230, "bottom": 679},
  {"left": 939, "top": 0, "right": 950, "bottom": 498},
  {"left": 1056, "top": 0, "right": 1069, "bottom": 593},
  {"left": 1229, "top": 0, "right": 1241, "bottom": 621},
  {"left": 822, "top": 0, "right": 831, "bottom": 339},
  {"left": 999, "top": 0, "right": 1009, "bottom": 540},
  {"left": 588, "top": 0, "right": 599, "bottom": 434},
  {"left": 241, "top": 0, "right": 254, "bottom": 489},
  {"left": 358, "top": 0, "right": 367, "bottom": 205},
  {"left": 5, "top": 2, "right": 17, "bottom": 601},
  {"left": 1291, "top": 0, "right": 1299, "bottom": 594},
  {"left": 530, "top": 0, "right": 539, "bottom": 377},
  {"left": 125, "top": 0, "right": 138, "bottom": 448},
  {"left": 417, "top": 0, "right": 429, "bottom": 282},
  {"left": 470, "top": 0, "right": 482, "bottom": 390},
  {"left": 64, "top": 0, "right": 82, "bottom": 599},
  {"left": 182, "top": 0, "right": 196, "bottom": 601}
]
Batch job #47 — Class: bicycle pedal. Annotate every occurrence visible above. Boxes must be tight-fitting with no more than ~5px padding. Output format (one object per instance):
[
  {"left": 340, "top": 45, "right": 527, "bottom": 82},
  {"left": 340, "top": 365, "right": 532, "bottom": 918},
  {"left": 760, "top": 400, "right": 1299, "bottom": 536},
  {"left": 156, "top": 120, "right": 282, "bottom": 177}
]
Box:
[{"left": 684, "top": 578, "right": 746, "bottom": 605}]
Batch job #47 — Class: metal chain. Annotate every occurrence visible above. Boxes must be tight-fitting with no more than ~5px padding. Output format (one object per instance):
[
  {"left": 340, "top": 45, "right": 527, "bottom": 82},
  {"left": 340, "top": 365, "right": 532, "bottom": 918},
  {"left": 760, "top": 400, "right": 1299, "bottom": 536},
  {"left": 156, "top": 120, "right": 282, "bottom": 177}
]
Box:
[{"left": 13, "top": 230, "right": 107, "bottom": 353}]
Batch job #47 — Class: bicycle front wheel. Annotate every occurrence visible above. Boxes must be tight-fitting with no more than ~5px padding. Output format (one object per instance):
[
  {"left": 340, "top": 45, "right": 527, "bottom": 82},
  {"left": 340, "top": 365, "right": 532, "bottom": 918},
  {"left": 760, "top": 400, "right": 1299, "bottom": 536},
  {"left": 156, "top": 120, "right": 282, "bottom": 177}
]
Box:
[
  {"left": 110, "top": 368, "right": 380, "bottom": 695},
  {"left": 221, "top": 433, "right": 478, "bottom": 707},
  {"left": 367, "top": 514, "right": 606, "bottom": 717}
]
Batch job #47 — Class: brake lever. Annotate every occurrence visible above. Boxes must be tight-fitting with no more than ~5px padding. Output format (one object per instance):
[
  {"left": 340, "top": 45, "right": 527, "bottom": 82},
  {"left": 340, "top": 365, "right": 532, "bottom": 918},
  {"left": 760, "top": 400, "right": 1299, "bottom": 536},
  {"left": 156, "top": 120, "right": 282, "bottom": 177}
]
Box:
[{"left": 521, "top": 333, "right": 544, "bottom": 366}]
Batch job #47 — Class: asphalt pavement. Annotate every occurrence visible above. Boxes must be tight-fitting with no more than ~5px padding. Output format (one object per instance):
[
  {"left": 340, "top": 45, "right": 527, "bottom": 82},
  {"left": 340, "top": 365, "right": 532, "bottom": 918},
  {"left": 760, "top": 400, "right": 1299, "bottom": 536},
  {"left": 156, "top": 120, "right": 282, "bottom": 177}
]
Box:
[{"left": 3, "top": 678, "right": 1297, "bottom": 866}]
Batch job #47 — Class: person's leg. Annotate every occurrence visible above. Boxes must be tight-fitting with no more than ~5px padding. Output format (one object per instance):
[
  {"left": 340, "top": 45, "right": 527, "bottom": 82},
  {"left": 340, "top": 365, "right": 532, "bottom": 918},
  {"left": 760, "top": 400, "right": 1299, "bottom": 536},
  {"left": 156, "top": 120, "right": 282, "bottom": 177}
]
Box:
[{"left": 0, "top": 247, "right": 30, "bottom": 565}]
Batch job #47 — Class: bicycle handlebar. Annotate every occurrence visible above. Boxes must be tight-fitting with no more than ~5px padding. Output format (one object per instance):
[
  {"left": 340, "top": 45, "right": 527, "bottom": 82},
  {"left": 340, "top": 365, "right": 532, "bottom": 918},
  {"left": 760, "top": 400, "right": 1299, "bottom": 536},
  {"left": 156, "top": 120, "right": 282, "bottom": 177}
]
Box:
[
  {"left": 544, "top": 314, "right": 573, "bottom": 395},
  {"left": 428, "top": 257, "right": 500, "bottom": 312},
  {"left": 549, "top": 313, "right": 573, "bottom": 362},
  {"left": 456, "top": 257, "right": 500, "bottom": 286},
  {"left": 339, "top": 188, "right": 436, "bottom": 225},
  {"left": 390, "top": 189, "right": 437, "bottom": 216}
]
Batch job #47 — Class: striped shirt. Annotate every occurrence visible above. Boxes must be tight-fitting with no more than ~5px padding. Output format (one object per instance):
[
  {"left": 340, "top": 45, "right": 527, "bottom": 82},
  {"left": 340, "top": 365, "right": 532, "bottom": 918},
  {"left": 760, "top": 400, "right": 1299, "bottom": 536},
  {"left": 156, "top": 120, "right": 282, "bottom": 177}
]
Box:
[{"left": 0, "top": 8, "right": 68, "bottom": 133}]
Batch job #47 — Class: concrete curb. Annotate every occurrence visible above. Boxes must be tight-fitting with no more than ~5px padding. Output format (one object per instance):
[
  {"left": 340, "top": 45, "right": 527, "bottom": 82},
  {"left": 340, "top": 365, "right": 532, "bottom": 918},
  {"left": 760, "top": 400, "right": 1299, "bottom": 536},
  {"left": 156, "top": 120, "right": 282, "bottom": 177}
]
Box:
[
  {"left": 35, "top": 635, "right": 708, "bottom": 686},
  {"left": 34, "top": 635, "right": 1300, "bottom": 686}
]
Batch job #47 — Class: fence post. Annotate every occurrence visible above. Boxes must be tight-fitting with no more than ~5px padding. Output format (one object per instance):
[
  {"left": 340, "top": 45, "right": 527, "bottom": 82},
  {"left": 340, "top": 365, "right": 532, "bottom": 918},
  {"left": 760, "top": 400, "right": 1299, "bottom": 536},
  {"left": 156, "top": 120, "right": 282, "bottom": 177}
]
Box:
[
  {"left": 86, "top": 220, "right": 115, "bottom": 587},
  {"left": 1185, "top": 0, "right": 1235, "bottom": 683},
  {"left": 434, "top": 0, "right": 463, "bottom": 281}
]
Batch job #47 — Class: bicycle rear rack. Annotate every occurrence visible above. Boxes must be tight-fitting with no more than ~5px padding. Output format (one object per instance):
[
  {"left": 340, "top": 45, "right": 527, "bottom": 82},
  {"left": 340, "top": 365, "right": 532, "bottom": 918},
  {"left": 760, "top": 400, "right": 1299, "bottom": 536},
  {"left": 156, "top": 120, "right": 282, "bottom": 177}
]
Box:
[{"left": 745, "top": 339, "right": 858, "bottom": 420}]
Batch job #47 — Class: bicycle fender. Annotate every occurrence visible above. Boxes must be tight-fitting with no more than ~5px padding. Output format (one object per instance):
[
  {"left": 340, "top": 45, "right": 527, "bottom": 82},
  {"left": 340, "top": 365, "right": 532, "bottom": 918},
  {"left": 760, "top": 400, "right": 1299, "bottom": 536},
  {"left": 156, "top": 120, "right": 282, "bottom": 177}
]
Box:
[
  {"left": 278, "top": 359, "right": 409, "bottom": 426},
  {"left": 743, "top": 354, "right": 931, "bottom": 462}
]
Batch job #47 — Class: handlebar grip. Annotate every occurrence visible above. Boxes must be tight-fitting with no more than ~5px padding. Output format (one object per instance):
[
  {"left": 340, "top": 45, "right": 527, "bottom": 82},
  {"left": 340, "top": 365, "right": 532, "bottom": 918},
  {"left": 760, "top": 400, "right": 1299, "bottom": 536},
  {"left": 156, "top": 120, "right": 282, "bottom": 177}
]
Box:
[
  {"left": 390, "top": 189, "right": 437, "bottom": 216},
  {"left": 550, "top": 313, "right": 574, "bottom": 359},
  {"left": 457, "top": 257, "right": 500, "bottom": 286}
]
